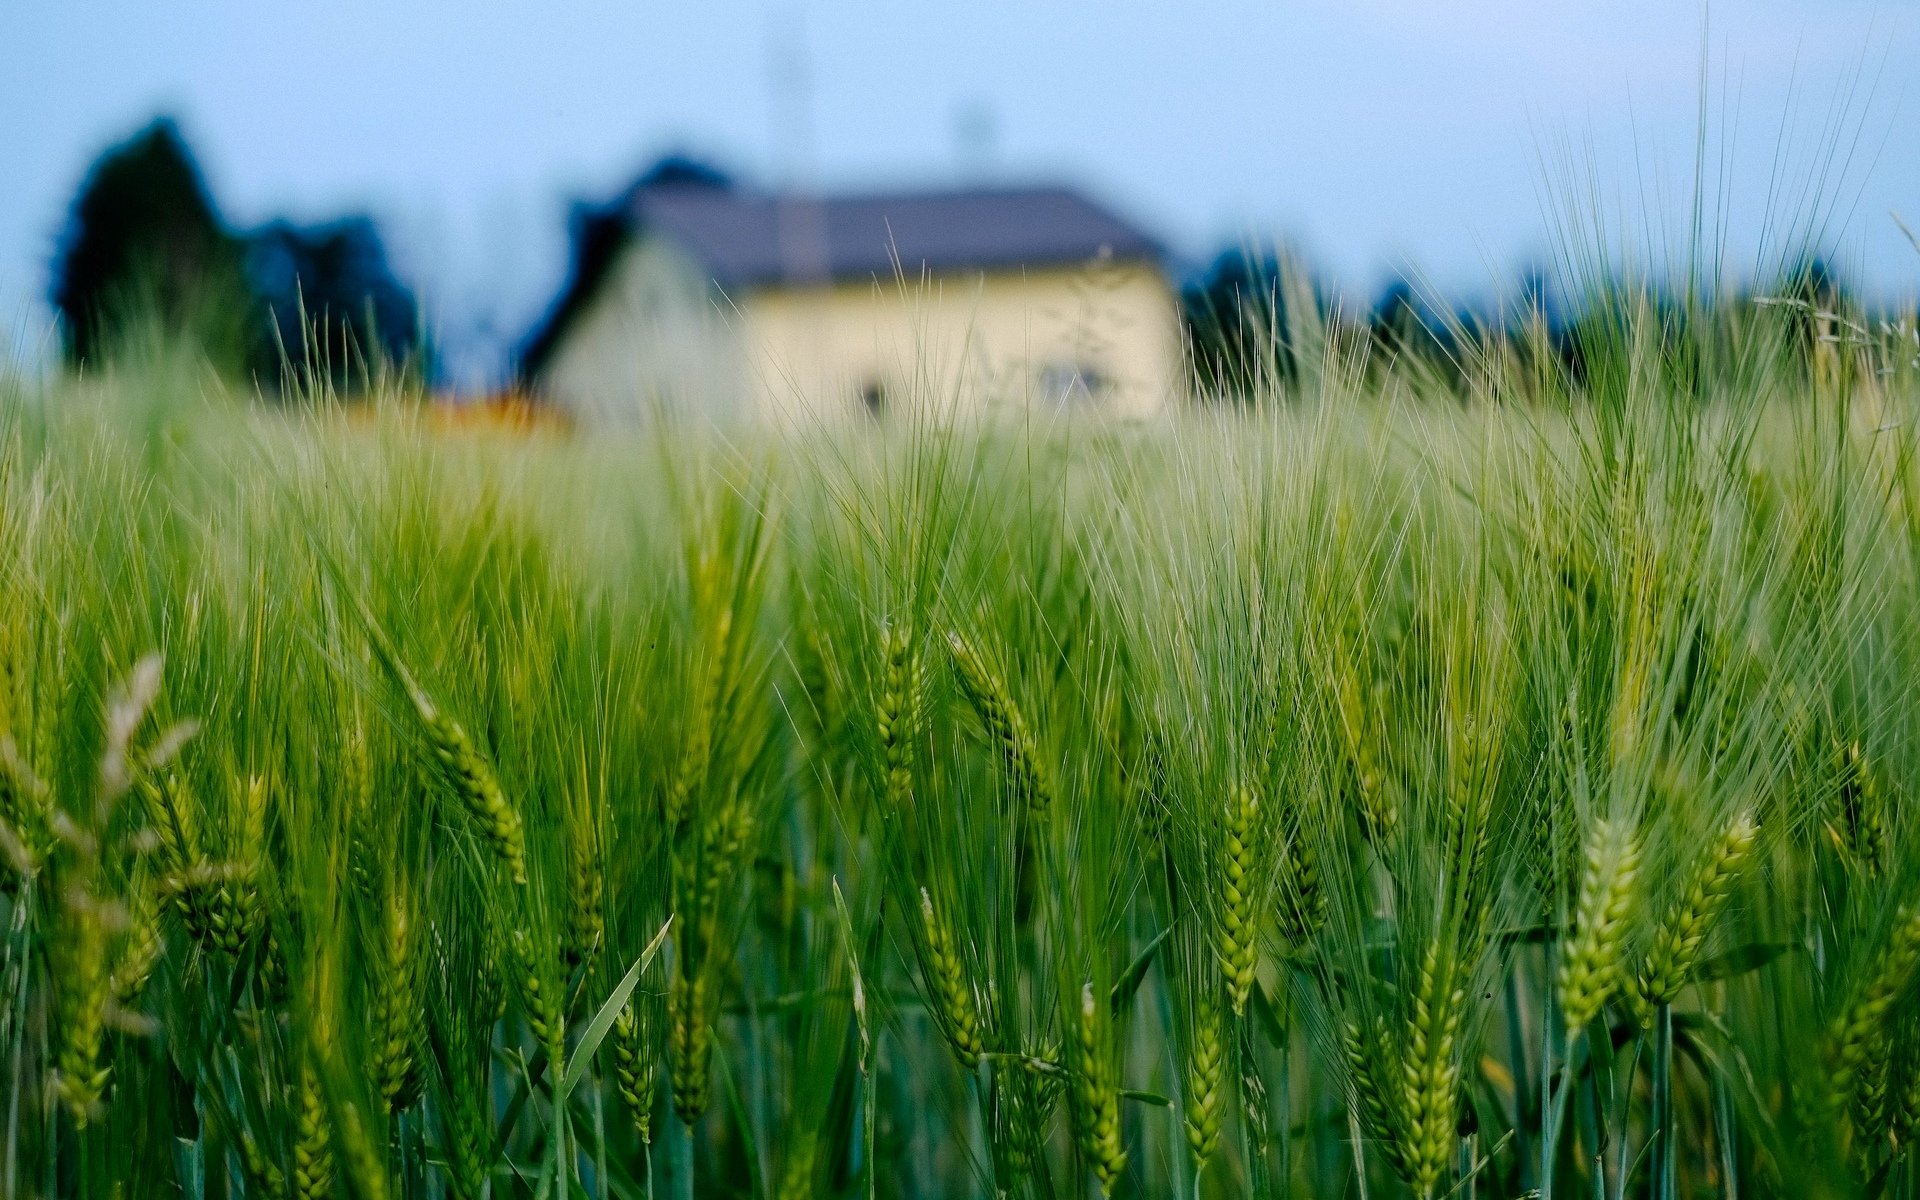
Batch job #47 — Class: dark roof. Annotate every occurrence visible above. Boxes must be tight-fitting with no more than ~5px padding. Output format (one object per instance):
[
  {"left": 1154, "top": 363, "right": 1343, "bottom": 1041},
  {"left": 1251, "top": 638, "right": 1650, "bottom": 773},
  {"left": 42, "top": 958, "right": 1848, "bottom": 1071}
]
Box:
[{"left": 633, "top": 184, "right": 1163, "bottom": 287}]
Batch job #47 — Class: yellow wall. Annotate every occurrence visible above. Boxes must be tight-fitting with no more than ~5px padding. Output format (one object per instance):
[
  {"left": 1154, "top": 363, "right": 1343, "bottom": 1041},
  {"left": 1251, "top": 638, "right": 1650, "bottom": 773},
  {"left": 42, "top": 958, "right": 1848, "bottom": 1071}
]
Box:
[
  {"left": 738, "top": 260, "right": 1182, "bottom": 423},
  {"left": 539, "top": 238, "right": 747, "bottom": 424}
]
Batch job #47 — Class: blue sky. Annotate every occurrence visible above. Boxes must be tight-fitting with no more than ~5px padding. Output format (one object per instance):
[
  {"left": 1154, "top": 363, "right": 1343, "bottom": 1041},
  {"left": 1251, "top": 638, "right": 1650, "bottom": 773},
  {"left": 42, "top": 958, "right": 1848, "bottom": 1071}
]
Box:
[{"left": 4, "top": 2, "right": 1917, "bottom": 382}]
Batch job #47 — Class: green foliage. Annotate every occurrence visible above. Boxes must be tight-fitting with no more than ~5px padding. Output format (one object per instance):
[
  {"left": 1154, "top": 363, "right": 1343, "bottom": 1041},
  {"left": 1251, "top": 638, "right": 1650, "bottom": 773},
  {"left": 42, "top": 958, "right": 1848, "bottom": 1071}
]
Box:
[{"left": 3, "top": 291, "right": 1920, "bottom": 1200}]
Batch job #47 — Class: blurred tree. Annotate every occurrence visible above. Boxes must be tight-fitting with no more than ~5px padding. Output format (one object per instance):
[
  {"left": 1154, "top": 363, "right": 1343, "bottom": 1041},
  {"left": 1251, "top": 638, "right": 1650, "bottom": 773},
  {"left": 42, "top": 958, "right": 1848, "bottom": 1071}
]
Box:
[
  {"left": 1182, "top": 246, "right": 1305, "bottom": 402},
  {"left": 1369, "top": 280, "right": 1471, "bottom": 392},
  {"left": 51, "top": 116, "right": 426, "bottom": 394},
  {"left": 50, "top": 117, "right": 254, "bottom": 370},
  {"left": 247, "top": 216, "right": 425, "bottom": 391}
]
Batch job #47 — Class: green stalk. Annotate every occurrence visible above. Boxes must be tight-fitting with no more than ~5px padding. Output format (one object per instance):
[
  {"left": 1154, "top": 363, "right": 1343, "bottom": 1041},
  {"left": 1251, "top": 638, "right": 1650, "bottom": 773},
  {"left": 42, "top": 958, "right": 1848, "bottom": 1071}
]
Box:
[
  {"left": 4, "top": 888, "right": 32, "bottom": 1200},
  {"left": 1277, "top": 1003, "right": 1293, "bottom": 1200},
  {"left": 1711, "top": 1057, "right": 1737, "bottom": 1200},
  {"left": 1348, "top": 1103, "right": 1372, "bottom": 1200},
  {"left": 1505, "top": 967, "right": 1533, "bottom": 1194},
  {"left": 1577, "top": 1055, "right": 1605, "bottom": 1200},
  {"left": 1650, "top": 1002, "right": 1674, "bottom": 1200},
  {"left": 670, "top": 1114, "right": 694, "bottom": 1200},
  {"left": 592, "top": 1082, "right": 609, "bottom": 1200},
  {"left": 1540, "top": 987, "right": 1566, "bottom": 1200},
  {"left": 861, "top": 1064, "right": 875, "bottom": 1200}
]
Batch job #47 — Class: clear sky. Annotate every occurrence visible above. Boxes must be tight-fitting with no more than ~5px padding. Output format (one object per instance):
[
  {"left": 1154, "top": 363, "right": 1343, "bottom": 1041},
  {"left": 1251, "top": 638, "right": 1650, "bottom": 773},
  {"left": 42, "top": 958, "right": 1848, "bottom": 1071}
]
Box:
[{"left": 4, "top": 1, "right": 1916, "bottom": 383}]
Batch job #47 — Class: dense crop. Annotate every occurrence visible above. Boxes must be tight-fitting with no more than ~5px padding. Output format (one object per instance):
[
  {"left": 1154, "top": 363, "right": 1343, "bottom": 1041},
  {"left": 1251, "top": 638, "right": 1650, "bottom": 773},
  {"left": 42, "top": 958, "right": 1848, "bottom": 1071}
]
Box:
[{"left": 4, "top": 292, "right": 1920, "bottom": 1199}]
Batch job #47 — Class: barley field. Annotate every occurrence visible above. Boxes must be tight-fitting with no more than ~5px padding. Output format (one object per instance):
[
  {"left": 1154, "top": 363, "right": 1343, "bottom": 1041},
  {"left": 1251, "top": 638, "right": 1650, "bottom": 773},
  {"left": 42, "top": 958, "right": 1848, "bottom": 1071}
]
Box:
[{"left": 5, "top": 292, "right": 1920, "bottom": 1200}]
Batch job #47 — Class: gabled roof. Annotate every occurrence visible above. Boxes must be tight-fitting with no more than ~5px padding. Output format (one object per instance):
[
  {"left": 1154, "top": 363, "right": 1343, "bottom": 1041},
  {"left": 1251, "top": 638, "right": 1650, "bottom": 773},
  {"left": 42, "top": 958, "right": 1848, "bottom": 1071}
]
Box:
[{"left": 632, "top": 184, "right": 1163, "bottom": 287}]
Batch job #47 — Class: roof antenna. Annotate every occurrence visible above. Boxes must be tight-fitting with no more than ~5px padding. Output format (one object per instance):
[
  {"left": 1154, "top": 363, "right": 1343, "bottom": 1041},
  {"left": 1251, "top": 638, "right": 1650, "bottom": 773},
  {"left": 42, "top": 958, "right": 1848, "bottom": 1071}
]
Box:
[{"left": 767, "top": 6, "right": 829, "bottom": 285}]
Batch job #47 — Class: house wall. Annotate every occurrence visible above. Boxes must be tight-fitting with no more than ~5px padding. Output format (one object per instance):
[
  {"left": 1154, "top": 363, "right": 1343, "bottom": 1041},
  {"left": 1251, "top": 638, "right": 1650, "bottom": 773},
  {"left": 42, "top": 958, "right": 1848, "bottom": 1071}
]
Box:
[
  {"left": 539, "top": 244, "right": 1185, "bottom": 425},
  {"left": 738, "top": 260, "right": 1183, "bottom": 422},
  {"left": 534, "top": 237, "right": 745, "bottom": 425}
]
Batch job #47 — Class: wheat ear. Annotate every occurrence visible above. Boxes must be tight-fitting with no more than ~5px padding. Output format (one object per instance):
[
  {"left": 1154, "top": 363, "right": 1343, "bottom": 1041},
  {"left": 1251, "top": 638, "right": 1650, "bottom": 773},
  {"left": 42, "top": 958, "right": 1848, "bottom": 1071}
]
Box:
[
  {"left": 293, "top": 1063, "right": 335, "bottom": 1200},
  {"left": 612, "top": 1000, "right": 660, "bottom": 1144},
  {"left": 1400, "top": 943, "right": 1466, "bottom": 1197},
  {"left": 1559, "top": 816, "right": 1642, "bottom": 1036},
  {"left": 1344, "top": 1016, "right": 1410, "bottom": 1178},
  {"left": 412, "top": 691, "right": 527, "bottom": 885},
  {"left": 669, "top": 967, "right": 714, "bottom": 1122},
  {"left": 371, "top": 887, "right": 422, "bottom": 1114},
  {"left": 1217, "top": 783, "right": 1261, "bottom": 1015},
  {"left": 918, "top": 887, "right": 985, "bottom": 1067},
  {"left": 50, "top": 889, "right": 113, "bottom": 1124},
  {"left": 1070, "top": 981, "right": 1129, "bottom": 1194},
  {"left": 510, "top": 927, "right": 566, "bottom": 1068},
  {"left": 1184, "top": 996, "right": 1226, "bottom": 1168},
  {"left": 564, "top": 822, "right": 606, "bottom": 974},
  {"left": 875, "top": 617, "right": 918, "bottom": 809},
  {"left": 1824, "top": 907, "right": 1920, "bottom": 1116},
  {"left": 1632, "top": 809, "right": 1758, "bottom": 1025},
  {"left": 946, "top": 630, "right": 1053, "bottom": 812}
]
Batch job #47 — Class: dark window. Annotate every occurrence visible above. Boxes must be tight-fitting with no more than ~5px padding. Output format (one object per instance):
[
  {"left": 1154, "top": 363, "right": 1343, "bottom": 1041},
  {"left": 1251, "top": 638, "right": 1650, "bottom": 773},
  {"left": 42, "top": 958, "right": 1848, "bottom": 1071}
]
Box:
[{"left": 1038, "top": 361, "right": 1107, "bottom": 405}]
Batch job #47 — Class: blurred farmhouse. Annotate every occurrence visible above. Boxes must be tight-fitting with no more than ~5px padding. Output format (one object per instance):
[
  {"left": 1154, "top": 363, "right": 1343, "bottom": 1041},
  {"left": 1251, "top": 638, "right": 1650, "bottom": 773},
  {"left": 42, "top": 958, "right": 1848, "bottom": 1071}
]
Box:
[{"left": 519, "top": 163, "right": 1182, "bottom": 423}]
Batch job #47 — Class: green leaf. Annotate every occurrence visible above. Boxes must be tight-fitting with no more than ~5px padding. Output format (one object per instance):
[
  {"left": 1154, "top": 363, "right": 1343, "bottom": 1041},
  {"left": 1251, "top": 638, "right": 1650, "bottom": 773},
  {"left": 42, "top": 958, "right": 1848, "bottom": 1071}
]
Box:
[
  {"left": 558, "top": 916, "right": 675, "bottom": 1103},
  {"left": 1688, "top": 942, "right": 1795, "bottom": 984},
  {"left": 1120, "top": 1089, "right": 1172, "bottom": 1108},
  {"left": 831, "top": 878, "right": 871, "bottom": 1074},
  {"left": 1109, "top": 925, "right": 1173, "bottom": 1017}
]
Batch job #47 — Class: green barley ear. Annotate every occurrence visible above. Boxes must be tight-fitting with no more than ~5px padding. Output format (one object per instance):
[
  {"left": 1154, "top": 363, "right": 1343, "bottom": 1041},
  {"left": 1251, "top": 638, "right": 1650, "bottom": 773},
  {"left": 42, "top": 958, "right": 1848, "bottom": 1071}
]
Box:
[
  {"left": 0, "top": 732, "right": 51, "bottom": 875},
  {"left": 1559, "top": 816, "right": 1643, "bottom": 1036},
  {"left": 1069, "top": 981, "right": 1129, "bottom": 1194},
  {"left": 1894, "top": 1047, "right": 1920, "bottom": 1158},
  {"left": 667, "top": 611, "right": 727, "bottom": 829},
  {"left": 1631, "top": 809, "right": 1758, "bottom": 1025},
  {"left": 1344, "top": 1016, "right": 1410, "bottom": 1178},
  {"left": 139, "top": 772, "right": 198, "bottom": 893},
  {"left": 411, "top": 689, "right": 527, "bottom": 885},
  {"left": 875, "top": 617, "right": 919, "bottom": 810},
  {"left": 917, "top": 887, "right": 985, "bottom": 1067},
  {"left": 1399, "top": 944, "right": 1467, "bottom": 1198},
  {"left": 293, "top": 1063, "right": 335, "bottom": 1200},
  {"left": 669, "top": 967, "right": 714, "bottom": 1123},
  {"left": 239, "top": 1130, "right": 290, "bottom": 1200},
  {"left": 1333, "top": 664, "right": 1395, "bottom": 841},
  {"left": 1857, "top": 1039, "right": 1893, "bottom": 1146},
  {"left": 1183, "top": 996, "right": 1226, "bottom": 1169},
  {"left": 1217, "top": 783, "right": 1261, "bottom": 1015},
  {"left": 510, "top": 927, "right": 566, "bottom": 1068},
  {"left": 692, "top": 800, "right": 757, "bottom": 934},
  {"left": 945, "top": 629, "right": 1053, "bottom": 813},
  {"left": 225, "top": 773, "right": 270, "bottom": 947},
  {"left": 371, "top": 887, "right": 422, "bottom": 1114},
  {"left": 111, "top": 877, "right": 164, "bottom": 1013},
  {"left": 446, "top": 1071, "right": 493, "bottom": 1200},
  {"left": 333, "top": 1097, "right": 393, "bottom": 1200},
  {"left": 1277, "top": 814, "right": 1326, "bottom": 946},
  {"left": 776, "top": 1127, "right": 821, "bottom": 1200},
  {"left": 564, "top": 820, "right": 606, "bottom": 975},
  {"left": 1824, "top": 907, "right": 1920, "bottom": 1117},
  {"left": 611, "top": 997, "right": 660, "bottom": 1144},
  {"left": 1834, "top": 740, "right": 1887, "bottom": 875},
  {"left": 993, "top": 1052, "right": 1056, "bottom": 1187},
  {"left": 342, "top": 724, "right": 379, "bottom": 899},
  {"left": 50, "top": 888, "right": 114, "bottom": 1125}
]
